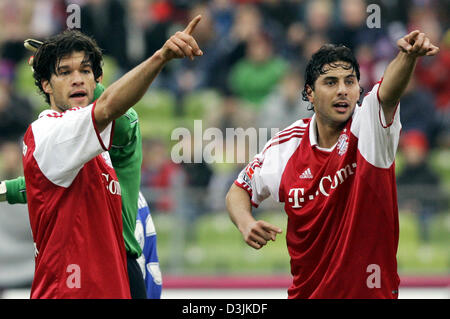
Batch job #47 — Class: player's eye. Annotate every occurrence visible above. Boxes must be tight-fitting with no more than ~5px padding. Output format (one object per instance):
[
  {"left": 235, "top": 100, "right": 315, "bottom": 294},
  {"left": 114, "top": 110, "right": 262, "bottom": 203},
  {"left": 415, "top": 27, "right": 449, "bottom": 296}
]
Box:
[{"left": 60, "top": 70, "right": 70, "bottom": 76}]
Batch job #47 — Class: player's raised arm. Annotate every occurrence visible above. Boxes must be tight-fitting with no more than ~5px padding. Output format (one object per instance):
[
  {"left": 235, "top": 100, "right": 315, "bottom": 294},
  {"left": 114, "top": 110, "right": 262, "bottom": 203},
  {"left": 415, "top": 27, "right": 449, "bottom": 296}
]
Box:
[
  {"left": 94, "top": 15, "right": 203, "bottom": 132},
  {"left": 226, "top": 184, "right": 282, "bottom": 250},
  {"left": 378, "top": 30, "right": 439, "bottom": 122}
]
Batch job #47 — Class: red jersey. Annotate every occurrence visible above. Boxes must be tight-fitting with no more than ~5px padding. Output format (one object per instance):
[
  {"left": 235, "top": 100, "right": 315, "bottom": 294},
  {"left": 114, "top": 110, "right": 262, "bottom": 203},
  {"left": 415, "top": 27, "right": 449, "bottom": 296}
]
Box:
[
  {"left": 235, "top": 83, "right": 401, "bottom": 298},
  {"left": 22, "top": 103, "right": 130, "bottom": 299}
]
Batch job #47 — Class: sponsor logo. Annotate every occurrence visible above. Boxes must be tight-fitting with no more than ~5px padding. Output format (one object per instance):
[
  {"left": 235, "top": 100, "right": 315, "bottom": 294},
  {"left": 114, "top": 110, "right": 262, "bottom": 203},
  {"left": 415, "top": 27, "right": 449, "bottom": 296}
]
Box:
[
  {"left": 101, "top": 173, "right": 121, "bottom": 196},
  {"left": 299, "top": 168, "right": 313, "bottom": 179},
  {"left": 288, "top": 162, "right": 357, "bottom": 208}
]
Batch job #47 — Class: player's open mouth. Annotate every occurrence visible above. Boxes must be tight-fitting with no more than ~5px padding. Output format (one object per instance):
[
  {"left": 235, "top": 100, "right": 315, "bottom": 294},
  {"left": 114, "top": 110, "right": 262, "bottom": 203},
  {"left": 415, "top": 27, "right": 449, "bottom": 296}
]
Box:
[
  {"left": 333, "top": 101, "right": 349, "bottom": 113},
  {"left": 69, "top": 90, "right": 88, "bottom": 101}
]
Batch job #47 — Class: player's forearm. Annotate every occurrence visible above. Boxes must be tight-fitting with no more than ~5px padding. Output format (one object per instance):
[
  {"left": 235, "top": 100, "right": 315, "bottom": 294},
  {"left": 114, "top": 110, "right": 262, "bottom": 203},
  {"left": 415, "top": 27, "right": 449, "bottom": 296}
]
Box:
[
  {"left": 379, "top": 51, "right": 417, "bottom": 107},
  {"left": 226, "top": 183, "right": 255, "bottom": 234},
  {"left": 94, "top": 50, "right": 167, "bottom": 132}
]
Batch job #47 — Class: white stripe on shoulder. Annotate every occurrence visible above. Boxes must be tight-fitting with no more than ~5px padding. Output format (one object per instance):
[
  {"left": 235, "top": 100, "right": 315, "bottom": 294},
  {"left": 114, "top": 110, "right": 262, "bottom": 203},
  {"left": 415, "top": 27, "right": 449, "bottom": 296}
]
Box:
[
  {"left": 262, "top": 119, "right": 309, "bottom": 155},
  {"left": 273, "top": 119, "right": 309, "bottom": 139}
]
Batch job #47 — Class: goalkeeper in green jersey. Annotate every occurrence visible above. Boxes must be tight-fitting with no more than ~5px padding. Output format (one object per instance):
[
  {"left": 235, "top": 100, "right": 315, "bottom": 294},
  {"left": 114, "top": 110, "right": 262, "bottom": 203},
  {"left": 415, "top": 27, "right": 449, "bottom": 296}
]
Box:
[{"left": 0, "top": 81, "right": 154, "bottom": 299}]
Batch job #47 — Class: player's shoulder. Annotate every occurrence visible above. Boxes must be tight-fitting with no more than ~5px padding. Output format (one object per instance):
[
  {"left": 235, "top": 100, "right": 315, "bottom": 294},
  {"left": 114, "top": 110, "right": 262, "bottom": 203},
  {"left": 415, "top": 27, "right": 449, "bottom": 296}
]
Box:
[
  {"left": 30, "top": 106, "right": 92, "bottom": 139},
  {"left": 125, "top": 108, "right": 139, "bottom": 122},
  {"left": 34, "top": 106, "right": 88, "bottom": 123},
  {"left": 272, "top": 118, "right": 309, "bottom": 139},
  {"left": 261, "top": 118, "right": 310, "bottom": 155}
]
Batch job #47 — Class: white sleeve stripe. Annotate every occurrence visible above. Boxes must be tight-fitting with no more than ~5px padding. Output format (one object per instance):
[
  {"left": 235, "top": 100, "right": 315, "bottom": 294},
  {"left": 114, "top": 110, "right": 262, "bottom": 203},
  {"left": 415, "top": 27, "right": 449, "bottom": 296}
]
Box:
[
  {"left": 263, "top": 132, "right": 304, "bottom": 155},
  {"left": 234, "top": 180, "right": 253, "bottom": 196},
  {"left": 274, "top": 126, "right": 307, "bottom": 138},
  {"left": 274, "top": 128, "right": 306, "bottom": 140}
]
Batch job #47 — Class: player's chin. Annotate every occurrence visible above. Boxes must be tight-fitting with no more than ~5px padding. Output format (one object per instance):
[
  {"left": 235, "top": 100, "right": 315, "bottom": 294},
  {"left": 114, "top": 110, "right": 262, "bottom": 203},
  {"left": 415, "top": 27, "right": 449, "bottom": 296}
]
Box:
[{"left": 68, "top": 96, "right": 90, "bottom": 108}]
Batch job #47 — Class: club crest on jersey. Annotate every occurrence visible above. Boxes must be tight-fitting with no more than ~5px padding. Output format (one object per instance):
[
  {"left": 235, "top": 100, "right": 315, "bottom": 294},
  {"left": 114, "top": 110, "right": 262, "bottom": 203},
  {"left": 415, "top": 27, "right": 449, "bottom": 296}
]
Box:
[{"left": 337, "top": 133, "right": 349, "bottom": 156}]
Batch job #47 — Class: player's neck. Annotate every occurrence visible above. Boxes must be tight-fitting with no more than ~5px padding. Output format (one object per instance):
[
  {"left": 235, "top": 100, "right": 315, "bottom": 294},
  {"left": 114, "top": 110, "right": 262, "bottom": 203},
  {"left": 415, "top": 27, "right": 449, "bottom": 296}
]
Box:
[{"left": 315, "top": 119, "right": 345, "bottom": 148}]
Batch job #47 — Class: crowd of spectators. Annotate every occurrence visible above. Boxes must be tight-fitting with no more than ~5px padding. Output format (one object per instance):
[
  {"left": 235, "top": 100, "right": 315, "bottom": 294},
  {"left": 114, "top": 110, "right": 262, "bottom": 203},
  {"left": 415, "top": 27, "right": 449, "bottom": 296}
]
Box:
[{"left": 0, "top": 0, "right": 449, "bottom": 221}]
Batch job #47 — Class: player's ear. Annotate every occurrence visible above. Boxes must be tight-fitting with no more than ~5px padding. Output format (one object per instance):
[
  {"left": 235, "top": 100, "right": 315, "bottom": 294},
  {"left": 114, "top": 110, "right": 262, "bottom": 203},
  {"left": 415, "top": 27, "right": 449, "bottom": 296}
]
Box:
[
  {"left": 96, "top": 74, "right": 103, "bottom": 83},
  {"left": 357, "top": 86, "right": 364, "bottom": 106},
  {"left": 41, "top": 79, "right": 53, "bottom": 94},
  {"left": 306, "top": 85, "right": 314, "bottom": 103}
]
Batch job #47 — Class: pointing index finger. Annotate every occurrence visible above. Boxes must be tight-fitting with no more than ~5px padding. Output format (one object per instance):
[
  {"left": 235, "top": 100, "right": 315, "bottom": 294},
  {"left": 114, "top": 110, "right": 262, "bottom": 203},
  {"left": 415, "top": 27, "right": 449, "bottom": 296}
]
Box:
[
  {"left": 184, "top": 15, "right": 202, "bottom": 35},
  {"left": 260, "top": 221, "right": 282, "bottom": 234}
]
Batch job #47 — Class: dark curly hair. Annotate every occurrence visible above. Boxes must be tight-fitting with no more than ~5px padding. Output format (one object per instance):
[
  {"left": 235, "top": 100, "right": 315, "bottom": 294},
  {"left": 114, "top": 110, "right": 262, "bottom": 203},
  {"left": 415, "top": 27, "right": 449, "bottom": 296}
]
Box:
[
  {"left": 301, "top": 44, "right": 362, "bottom": 111},
  {"left": 32, "top": 30, "right": 103, "bottom": 104}
]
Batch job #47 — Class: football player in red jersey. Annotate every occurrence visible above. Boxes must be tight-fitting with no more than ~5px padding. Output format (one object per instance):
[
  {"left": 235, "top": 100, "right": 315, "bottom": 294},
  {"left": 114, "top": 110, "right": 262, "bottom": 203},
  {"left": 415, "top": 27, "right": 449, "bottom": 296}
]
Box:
[
  {"left": 226, "top": 30, "right": 439, "bottom": 299},
  {"left": 22, "top": 16, "right": 202, "bottom": 299}
]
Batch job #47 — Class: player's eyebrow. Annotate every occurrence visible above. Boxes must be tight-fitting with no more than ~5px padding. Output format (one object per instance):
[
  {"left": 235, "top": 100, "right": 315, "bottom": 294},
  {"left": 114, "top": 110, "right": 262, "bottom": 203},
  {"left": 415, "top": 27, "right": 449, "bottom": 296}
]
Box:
[
  {"left": 80, "top": 58, "right": 93, "bottom": 68},
  {"left": 56, "top": 65, "right": 70, "bottom": 74},
  {"left": 322, "top": 76, "right": 338, "bottom": 82},
  {"left": 56, "top": 61, "right": 92, "bottom": 74},
  {"left": 322, "top": 74, "right": 356, "bottom": 81}
]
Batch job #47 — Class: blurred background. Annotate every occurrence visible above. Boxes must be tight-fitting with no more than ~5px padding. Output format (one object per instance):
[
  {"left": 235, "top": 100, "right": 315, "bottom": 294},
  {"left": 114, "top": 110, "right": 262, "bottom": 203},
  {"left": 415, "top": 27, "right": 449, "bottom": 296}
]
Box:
[{"left": 0, "top": 0, "right": 448, "bottom": 298}]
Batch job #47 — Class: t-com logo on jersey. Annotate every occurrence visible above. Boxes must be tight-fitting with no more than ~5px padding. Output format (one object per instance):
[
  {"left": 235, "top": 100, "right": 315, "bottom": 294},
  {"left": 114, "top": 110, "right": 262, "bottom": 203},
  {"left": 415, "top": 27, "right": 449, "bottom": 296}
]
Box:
[
  {"left": 101, "top": 173, "right": 122, "bottom": 196},
  {"left": 288, "top": 162, "right": 357, "bottom": 209}
]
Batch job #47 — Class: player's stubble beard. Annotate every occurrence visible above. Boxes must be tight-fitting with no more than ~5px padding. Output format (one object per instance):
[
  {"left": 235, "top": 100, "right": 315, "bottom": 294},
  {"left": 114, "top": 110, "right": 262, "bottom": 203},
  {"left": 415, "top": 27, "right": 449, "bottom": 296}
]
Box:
[
  {"left": 315, "top": 102, "right": 356, "bottom": 132},
  {"left": 50, "top": 89, "right": 92, "bottom": 113}
]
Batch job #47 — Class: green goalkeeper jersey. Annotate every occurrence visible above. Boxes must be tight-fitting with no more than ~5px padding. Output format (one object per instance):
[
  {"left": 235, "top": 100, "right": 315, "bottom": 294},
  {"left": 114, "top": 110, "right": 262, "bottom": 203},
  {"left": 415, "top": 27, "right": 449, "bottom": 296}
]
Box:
[
  {"left": 5, "top": 84, "right": 143, "bottom": 258},
  {"left": 110, "top": 108, "right": 143, "bottom": 257}
]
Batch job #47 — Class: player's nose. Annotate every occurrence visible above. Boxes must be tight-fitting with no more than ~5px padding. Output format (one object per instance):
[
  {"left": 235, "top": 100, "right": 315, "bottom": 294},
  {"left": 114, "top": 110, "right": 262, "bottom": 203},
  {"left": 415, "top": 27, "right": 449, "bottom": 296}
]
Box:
[
  {"left": 71, "top": 70, "right": 84, "bottom": 86},
  {"left": 337, "top": 81, "right": 348, "bottom": 96}
]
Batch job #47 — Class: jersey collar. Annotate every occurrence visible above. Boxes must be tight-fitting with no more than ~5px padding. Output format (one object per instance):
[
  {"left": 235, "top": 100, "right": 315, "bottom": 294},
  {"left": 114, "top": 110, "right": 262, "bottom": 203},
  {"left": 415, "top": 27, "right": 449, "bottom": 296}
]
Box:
[{"left": 309, "top": 114, "right": 336, "bottom": 152}]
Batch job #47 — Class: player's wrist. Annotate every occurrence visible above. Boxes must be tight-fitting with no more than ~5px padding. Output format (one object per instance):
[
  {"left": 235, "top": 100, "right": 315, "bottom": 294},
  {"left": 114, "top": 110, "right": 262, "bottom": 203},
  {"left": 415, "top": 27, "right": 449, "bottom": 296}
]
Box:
[{"left": 0, "top": 181, "right": 7, "bottom": 202}]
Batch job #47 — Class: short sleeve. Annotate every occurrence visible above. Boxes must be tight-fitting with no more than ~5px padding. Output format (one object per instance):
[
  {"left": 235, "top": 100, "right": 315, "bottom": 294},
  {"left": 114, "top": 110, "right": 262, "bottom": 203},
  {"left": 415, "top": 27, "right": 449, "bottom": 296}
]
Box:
[
  {"left": 350, "top": 82, "right": 402, "bottom": 169},
  {"left": 235, "top": 151, "right": 271, "bottom": 208},
  {"left": 30, "top": 103, "right": 114, "bottom": 187},
  {"left": 234, "top": 120, "right": 306, "bottom": 207}
]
